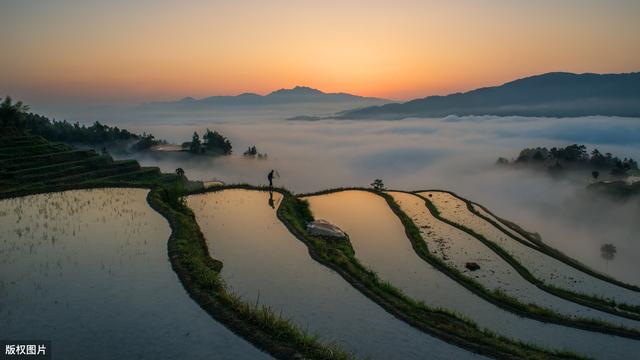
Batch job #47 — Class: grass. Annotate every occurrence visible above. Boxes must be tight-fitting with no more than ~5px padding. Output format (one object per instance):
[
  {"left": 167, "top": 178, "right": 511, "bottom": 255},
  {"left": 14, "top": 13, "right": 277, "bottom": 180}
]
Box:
[
  {"left": 0, "top": 135, "right": 147, "bottom": 191},
  {"left": 148, "top": 185, "right": 355, "bottom": 360},
  {"left": 0, "top": 133, "right": 620, "bottom": 358},
  {"left": 276, "top": 188, "right": 588, "bottom": 360},
  {"left": 416, "top": 190, "right": 640, "bottom": 320},
  {"left": 377, "top": 190, "right": 640, "bottom": 339},
  {"left": 469, "top": 198, "right": 640, "bottom": 295},
  {"left": 1, "top": 134, "right": 356, "bottom": 359}
]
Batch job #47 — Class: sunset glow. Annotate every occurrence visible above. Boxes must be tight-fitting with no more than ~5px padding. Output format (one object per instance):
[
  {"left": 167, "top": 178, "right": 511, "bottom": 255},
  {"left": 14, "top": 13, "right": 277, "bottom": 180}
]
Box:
[{"left": 2, "top": 0, "right": 639, "bottom": 104}]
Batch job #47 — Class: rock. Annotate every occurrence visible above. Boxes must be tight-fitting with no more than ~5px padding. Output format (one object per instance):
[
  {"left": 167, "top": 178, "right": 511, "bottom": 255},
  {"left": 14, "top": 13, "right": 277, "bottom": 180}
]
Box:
[
  {"left": 307, "top": 219, "right": 346, "bottom": 238},
  {"left": 465, "top": 262, "right": 481, "bottom": 271}
]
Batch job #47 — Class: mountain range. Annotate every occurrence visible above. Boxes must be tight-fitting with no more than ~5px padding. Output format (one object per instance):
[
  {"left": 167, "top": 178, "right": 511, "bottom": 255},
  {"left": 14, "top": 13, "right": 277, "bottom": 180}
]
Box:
[
  {"left": 146, "top": 86, "right": 389, "bottom": 108},
  {"left": 338, "top": 72, "right": 640, "bottom": 119}
]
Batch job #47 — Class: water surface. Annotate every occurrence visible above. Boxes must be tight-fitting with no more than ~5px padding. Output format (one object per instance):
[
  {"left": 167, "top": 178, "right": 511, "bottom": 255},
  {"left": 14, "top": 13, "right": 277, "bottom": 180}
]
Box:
[
  {"left": 394, "top": 191, "right": 640, "bottom": 329},
  {"left": 0, "top": 188, "right": 268, "bottom": 360},
  {"left": 188, "top": 189, "right": 482, "bottom": 360},
  {"left": 420, "top": 191, "right": 640, "bottom": 309},
  {"left": 305, "top": 190, "right": 640, "bottom": 359}
]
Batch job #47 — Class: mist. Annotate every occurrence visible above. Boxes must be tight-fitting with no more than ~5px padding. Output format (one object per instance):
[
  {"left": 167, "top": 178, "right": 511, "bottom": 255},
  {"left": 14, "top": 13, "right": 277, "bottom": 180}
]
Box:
[{"left": 61, "top": 106, "right": 640, "bottom": 285}]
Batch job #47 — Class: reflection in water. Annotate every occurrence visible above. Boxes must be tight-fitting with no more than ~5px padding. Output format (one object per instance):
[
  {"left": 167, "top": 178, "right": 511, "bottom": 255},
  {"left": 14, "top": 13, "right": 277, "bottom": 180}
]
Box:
[
  {"left": 420, "top": 191, "right": 640, "bottom": 310},
  {"left": 188, "top": 189, "right": 482, "bottom": 360},
  {"left": 268, "top": 190, "right": 275, "bottom": 209},
  {"left": 0, "top": 189, "right": 269, "bottom": 360},
  {"left": 394, "top": 191, "right": 640, "bottom": 330},
  {"left": 305, "top": 190, "right": 640, "bottom": 360}
]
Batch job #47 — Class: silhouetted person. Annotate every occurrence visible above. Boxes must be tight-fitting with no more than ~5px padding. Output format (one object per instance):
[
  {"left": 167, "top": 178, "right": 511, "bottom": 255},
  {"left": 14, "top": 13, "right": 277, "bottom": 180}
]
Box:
[{"left": 267, "top": 169, "right": 275, "bottom": 188}]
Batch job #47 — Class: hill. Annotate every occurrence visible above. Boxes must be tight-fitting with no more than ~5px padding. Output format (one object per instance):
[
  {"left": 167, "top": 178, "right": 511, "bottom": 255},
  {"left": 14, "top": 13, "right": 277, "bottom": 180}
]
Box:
[
  {"left": 146, "top": 86, "right": 389, "bottom": 108},
  {"left": 0, "top": 133, "right": 165, "bottom": 194},
  {"left": 339, "top": 72, "right": 640, "bottom": 119}
]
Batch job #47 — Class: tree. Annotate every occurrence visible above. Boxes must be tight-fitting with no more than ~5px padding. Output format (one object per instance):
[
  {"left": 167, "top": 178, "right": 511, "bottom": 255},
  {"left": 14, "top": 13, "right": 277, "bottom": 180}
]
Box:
[
  {"left": 190, "top": 132, "right": 202, "bottom": 153},
  {"left": 202, "top": 129, "right": 232, "bottom": 155},
  {"left": 600, "top": 243, "right": 617, "bottom": 262},
  {"left": 131, "top": 134, "right": 160, "bottom": 151},
  {"left": 244, "top": 145, "right": 258, "bottom": 156},
  {"left": 0, "top": 96, "right": 29, "bottom": 129},
  {"left": 590, "top": 149, "right": 606, "bottom": 167},
  {"left": 532, "top": 150, "right": 545, "bottom": 161},
  {"left": 611, "top": 160, "right": 628, "bottom": 177},
  {"left": 496, "top": 157, "right": 509, "bottom": 165},
  {"left": 175, "top": 168, "right": 185, "bottom": 177},
  {"left": 371, "top": 179, "right": 385, "bottom": 191},
  {"left": 591, "top": 170, "right": 599, "bottom": 181},
  {"left": 21, "top": 110, "right": 147, "bottom": 145}
]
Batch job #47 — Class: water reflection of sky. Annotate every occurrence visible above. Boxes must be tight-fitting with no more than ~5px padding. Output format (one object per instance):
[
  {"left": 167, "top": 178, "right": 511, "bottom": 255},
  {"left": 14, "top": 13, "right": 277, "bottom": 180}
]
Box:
[{"left": 0, "top": 189, "right": 269, "bottom": 360}]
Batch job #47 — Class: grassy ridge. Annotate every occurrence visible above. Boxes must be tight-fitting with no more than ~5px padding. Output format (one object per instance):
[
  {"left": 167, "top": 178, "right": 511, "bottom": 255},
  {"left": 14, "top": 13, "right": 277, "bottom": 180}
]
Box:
[
  {"left": 278, "top": 188, "right": 587, "bottom": 359},
  {"left": 422, "top": 189, "right": 640, "bottom": 294},
  {"left": 0, "top": 133, "right": 629, "bottom": 358},
  {"left": 468, "top": 199, "right": 640, "bottom": 296},
  {"left": 416, "top": 190, "right": 640, "bottom": 320},
  {"left": 150, "top": 185, "right": 355, "bottom": 360},
  {"left": 2, "top": 134, "right": 355, "bottom": 359},
  {"left": 378, "top": 190, "right": 640, "bottom": 339}
]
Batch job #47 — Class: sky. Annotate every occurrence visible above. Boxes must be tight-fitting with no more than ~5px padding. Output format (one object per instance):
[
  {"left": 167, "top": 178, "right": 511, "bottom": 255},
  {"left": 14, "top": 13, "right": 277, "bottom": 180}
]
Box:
[{"left": 1, "top": 0, "right": 640, "bottom": 105}]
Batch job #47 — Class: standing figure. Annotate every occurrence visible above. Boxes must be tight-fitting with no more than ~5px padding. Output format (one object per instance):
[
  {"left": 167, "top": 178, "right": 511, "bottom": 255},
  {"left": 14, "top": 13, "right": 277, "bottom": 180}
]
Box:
[{"left": 267, "top": 169, "right": 275, "bottom": 188}]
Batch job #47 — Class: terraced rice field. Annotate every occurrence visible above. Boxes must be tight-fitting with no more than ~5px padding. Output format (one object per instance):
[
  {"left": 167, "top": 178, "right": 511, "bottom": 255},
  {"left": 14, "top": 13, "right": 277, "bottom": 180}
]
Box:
[
  {"left": 469, "top": 203, "right": 542, "bottom": 249},
  {"left": 392, "top": 191, "right": 640, "bottom": 330},
  {"left": 0, "top": 188, "right": 269, "bottom": 359},
  {"left": 305, "top": 190, "right": 640, "bottom": 359},
  {"left": 0, "top": 135, "right": 160, "bottom": 192},
  {"left": 420, "top": 191, "right": 640, "bottom": 310},
  {"left": 4, "top": 133, "right": 640, "bottom": 360},
  {"left": 188, "top": 189, "right": 482, "bottom": 360}
]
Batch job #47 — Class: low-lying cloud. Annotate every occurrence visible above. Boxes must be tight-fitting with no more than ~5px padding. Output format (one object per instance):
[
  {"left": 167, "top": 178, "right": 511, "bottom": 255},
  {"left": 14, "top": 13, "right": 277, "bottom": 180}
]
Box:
[{"left": 88, "top": 110, "right": 640, "bottom": 285}]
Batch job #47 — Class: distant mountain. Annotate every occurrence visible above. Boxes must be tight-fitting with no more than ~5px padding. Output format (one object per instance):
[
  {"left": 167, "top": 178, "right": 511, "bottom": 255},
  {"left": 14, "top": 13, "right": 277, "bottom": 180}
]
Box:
[
  {"left": 147, "top": 86, "right": 389, "bottom": 108},
  {"left": 339, "top": 72, "right": 640, "bottom": 119}
]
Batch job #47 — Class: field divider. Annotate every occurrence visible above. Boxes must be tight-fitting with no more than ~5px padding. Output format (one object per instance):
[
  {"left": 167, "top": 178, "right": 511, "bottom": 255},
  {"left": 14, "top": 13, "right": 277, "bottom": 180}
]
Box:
[
  {"left": 289, "top": 187, "right": 589, "bottom": 359},
  {"left": 413, "top": 189, "right": 640, "bottom": 319}
]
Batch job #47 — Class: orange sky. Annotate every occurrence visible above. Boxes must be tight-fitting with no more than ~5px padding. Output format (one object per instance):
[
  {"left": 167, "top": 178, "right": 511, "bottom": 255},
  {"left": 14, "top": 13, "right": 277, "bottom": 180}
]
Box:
[{"left": 1, "top": 0, "right": 639, "bottom": 104}]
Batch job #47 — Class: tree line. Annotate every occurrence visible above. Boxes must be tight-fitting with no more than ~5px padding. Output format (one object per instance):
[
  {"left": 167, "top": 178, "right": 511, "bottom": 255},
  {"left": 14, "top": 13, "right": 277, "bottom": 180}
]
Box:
[
  {"left": 2, "top": 96, "right": 144, "bottom": 145},
  {"left": 497, "top": 144, "right": 638, "bottom": 176}
]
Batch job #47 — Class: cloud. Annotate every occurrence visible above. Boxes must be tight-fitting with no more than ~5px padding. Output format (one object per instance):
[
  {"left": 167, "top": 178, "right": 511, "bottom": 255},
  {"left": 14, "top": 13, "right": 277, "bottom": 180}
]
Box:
[{"left": 77, "top": 108, "right": 640, "bottom": 285}]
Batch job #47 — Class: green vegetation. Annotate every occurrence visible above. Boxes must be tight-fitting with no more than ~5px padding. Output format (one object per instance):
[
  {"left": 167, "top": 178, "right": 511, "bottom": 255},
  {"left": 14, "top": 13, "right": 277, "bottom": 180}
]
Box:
[
  {"left": 2, "top": 96, "right": 169, "bottom": 152},
  {"left": 414, "top": 190, "right": 640, "bottom": 325},
  {"left": 588, "top": 180, "right": 640, "bottom": 199},
  {"left": 467, "top": 199, "right": 640, "bottom": 295},
  {"left": 243, "top": 145, "right": 268, "bottom": 159},
  {"left": 0, "top": 96, "right": 29, "bottom": 130},
  {"left": 0, "top": 133, "right": 165, "bottom": 194},
  {"left": 0, "top": 102, "right": 630, "bottom": 358},
  {"left": 498, "top": 144, "right": 638, "bottom": 177},
  {"left": 183, "top": 129, "right": 233, "bottom": 155},
  {"left": 278, "top": 189, "right": 586, "bottom": 359},
  {"left": 1, "top": 132, "right": 355, "bottom": 359},
  {"left": 380, "top": 190, "right": 640, "bottom": 338},
  {"left": 370, "top": 179, "right": 385, "bottom": 191},
  {"left": 25, "top": 114, "right": 142, "bottom": 145},
  {"left": 130, "top": 134, "right": 166, "bottom": 151},
  {"left": 149, "top": 185, "right": 354, "bottom": 360},
  {"left": 600, "top": 244, "right": 617, "bottom": 262}
]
